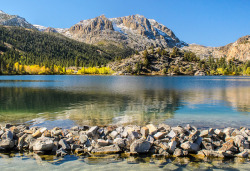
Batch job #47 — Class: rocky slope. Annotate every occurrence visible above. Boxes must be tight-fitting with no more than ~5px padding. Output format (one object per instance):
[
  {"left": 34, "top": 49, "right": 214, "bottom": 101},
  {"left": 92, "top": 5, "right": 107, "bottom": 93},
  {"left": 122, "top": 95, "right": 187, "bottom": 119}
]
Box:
[
  {"left": 108, "top": 47, "right": 248, "bottom": 76},
  {"left": 182, "top": 35, "right": 250, "bottom": 61},
  {"left": 218, "top": 35, "right": 250, "bottom": 61},
  {"left": 0, "top": 10, "right": 36, "bottom": 29},
  {"left": 63, "top": 14, "right": 187, "bottom": 50},
  {"left": 108, "top": 48, "right": 201, "bottom": 75}
]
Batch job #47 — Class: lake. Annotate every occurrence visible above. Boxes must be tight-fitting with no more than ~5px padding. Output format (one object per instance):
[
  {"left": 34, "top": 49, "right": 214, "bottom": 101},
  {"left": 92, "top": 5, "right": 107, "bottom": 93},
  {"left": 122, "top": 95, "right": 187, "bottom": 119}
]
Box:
[
  {"left": 0, "top": 75, "right": 250, "bottom": 170},
  {"left": 0, "top": 75, "right": 249, "bottom": 128}
]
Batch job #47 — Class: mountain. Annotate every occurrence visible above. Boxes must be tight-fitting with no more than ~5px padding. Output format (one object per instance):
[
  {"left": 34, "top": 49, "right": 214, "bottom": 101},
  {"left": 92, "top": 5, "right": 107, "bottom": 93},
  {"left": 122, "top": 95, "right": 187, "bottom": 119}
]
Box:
[
  {"left": 218, "top": 35, "right": 250, "bottom": 61},
  {"left": 33, "top": 24, "right": 67, "bottom": 33},
  {"left": 33, "top": 14, "right": 250, "bottom": 61},
  {"left": 0, "top": 25, "right": 133, "bottom": 70},
  {"left": 63, "top": 14, "right": 187, "bottom": 50},
  {"left": 0, "top": 10, "right": 36, "bottom": 29},
  {"left": 0, "top": 10, "right": 249, "bottom": 62},
  {"left": 182, "top": 35, "right": 250, "bottom": 61}
]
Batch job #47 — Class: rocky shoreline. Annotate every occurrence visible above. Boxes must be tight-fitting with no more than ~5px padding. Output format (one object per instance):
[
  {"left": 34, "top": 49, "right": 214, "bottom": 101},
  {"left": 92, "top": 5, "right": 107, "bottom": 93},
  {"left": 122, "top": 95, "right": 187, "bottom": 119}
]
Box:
[{"left": 0, "top": 123, "right": 249, "bottom": 159}]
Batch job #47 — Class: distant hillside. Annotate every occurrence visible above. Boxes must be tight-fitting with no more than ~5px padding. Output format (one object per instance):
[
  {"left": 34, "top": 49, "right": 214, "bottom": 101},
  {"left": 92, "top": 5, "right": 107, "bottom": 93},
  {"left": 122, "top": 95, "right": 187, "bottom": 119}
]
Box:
[
  {"left": 108, "top": 47, "right": 249, "bottom": 76},
  {"left": 0, "top": 26, "right": 134, "bottom": 71},
  {"left": 182, "top": 35, "right": 250, "bottom": 61}
]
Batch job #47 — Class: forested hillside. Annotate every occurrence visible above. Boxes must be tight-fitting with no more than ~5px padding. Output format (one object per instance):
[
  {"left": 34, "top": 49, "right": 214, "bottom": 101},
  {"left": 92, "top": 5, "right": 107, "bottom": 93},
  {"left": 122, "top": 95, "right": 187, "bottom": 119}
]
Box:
[{"left": 0, "top": 26, "right": 134, "bottom": 74}]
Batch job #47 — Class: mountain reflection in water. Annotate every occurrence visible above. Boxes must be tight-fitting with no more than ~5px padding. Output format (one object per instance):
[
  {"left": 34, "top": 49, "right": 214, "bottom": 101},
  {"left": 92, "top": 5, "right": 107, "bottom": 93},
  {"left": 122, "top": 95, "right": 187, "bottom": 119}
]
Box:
[{"left": 0, "top": 76, "right": 249, "bottom": 128}]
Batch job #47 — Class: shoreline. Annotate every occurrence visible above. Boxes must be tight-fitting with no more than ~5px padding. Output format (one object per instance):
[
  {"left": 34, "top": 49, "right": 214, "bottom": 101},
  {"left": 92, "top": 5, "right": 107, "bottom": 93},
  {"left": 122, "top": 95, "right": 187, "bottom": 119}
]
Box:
[
  {"left": 1, "top": 74, "right": 250, "bottom": 77},
  {"left": 0, "top": 123, "right": 249, "bottom": 160}
]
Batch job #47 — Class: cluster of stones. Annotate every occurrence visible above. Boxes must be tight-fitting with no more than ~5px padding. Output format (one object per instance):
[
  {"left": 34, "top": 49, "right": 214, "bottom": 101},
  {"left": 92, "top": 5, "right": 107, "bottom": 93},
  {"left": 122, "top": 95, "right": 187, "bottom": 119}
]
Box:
[{"left": 0, "top": 123, "right": 250, "bottom": 159}]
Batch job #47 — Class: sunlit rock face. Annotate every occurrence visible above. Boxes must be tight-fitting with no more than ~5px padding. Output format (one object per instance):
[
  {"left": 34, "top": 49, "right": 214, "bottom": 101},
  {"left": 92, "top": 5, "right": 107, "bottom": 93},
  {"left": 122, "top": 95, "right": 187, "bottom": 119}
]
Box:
[
  {"left": 0, "top": 10, "right": 36, "bottom": 29},
  {"left": 64, "top": 14, "right": 187, "bottom": 51},
  {"left": 182, "top": 35, "right": 250, "bottom": 61}
]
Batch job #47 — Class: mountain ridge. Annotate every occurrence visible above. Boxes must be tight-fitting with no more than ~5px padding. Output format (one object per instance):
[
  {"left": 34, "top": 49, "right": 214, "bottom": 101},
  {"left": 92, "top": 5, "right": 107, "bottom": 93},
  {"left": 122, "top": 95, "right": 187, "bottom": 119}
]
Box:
[
  {"left": 182, "top": 35, "right": 250, "bottom": 61},
  {"left": 0, "top": 10, "right": 249, "bottom": 61},
  {"left": 63, "top": 14, "right": 187, "bottom": 50},
  {"left": 0, "top": 10, "right": 36, "bottom": 29}
]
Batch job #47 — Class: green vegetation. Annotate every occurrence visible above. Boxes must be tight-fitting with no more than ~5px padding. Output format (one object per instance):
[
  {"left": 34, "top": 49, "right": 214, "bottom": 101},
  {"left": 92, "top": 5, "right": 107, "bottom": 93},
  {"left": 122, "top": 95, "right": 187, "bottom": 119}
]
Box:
[
  {"left": 122, "top": 47, "right": 250, "bottom": 76},
  {"left": 0, "top": 26, "right": 133, "bottom": 74},
  {"left": 0, "top": 26, "right": 249, "bottom": 76}
]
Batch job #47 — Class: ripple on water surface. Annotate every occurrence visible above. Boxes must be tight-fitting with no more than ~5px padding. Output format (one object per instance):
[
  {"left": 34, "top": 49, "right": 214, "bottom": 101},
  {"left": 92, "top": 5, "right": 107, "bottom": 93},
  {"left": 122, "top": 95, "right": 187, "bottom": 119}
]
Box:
[
  {"left": 0, "top": 152, "right": 250, "bottom": 171},
  {"left": 0, "top": 75, "right": 249, "bottom": 128}
]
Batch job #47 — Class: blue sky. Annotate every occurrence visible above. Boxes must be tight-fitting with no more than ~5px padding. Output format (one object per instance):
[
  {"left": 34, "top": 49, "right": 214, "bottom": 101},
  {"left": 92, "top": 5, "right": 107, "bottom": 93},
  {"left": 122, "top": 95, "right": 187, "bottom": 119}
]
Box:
[{"left": 1, "top": 0, "right": 249, "bottom": 47}]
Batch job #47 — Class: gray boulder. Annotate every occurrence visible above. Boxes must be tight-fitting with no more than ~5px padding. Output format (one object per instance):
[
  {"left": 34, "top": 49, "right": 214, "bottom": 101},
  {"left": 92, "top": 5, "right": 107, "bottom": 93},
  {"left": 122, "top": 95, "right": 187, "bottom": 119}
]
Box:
[
  {"left": 0, "top": 139, "right": 15, "bottom": 149},
  {"left": 59, "top": 139, "right": 70, "bottom": 150},
  {"left": 130, "top": 139, "right": 151, "bottom": 153},
  {"left": 87, "top": 126, "right": 99, "bottom": 137},
  {"left": 33, "top": 137, "right": 54, "bottom": 151}
]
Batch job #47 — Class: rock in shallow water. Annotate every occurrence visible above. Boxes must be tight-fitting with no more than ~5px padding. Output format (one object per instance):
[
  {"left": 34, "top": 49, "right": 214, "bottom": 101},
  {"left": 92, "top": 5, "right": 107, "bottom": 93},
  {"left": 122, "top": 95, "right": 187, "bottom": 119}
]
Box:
[
  {"left": 33, "top": 137, "right": 54, "bottom": 151},
  {"left": 59, "top": 139, "right": 70, "bottom": 150},
  {"left": 0, "top": 139, "right": 15, "bottom": 149},
  {"left": 181, "top": 141, "right": 200, "bottom": 153},
  {"left": 173, "top": 148, "right": 183, "bottom": 157},
  {"left": 146, "top": 124, "right": 157, "bottom": 135},
  {"left": 91, "top": 145, "right": 121, "bottom": 154},
  {"left": 87, "top": 126, "right": 99, "bottom": 137},
  {"left": 56, "top": 148, "right": 67, "bottom": 157},
  {"left": 130, "top": 139, "right": 151, "bottom": 153},
  {"left": 236, "top": 150, "right": 249, "bottom": 158},
  {"left": 0, "top": 123, "right": 249, "bottom": 161}
]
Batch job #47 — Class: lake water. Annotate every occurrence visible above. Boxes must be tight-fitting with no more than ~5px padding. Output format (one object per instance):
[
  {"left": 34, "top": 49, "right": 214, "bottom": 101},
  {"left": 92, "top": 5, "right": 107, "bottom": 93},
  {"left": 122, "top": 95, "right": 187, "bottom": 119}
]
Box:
[
  {"left": 0, "top": 75, "right": 250, "bottom": 170},
  {"left": 0, "top": 75, "right": 249, "bottom": 128}
]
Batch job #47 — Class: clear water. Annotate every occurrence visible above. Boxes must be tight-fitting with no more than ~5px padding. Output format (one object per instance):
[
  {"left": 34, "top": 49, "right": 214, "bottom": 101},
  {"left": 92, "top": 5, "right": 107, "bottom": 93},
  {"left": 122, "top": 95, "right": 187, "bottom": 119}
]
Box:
[
  {"left": 0, "top": 75, "right": 249, "bottom": 128},
  {"left": 0, "top": 75, "right": 250, "bottom": 170},
  {"left": 0, "top": 152, "right": 250, "bottom": 171}
]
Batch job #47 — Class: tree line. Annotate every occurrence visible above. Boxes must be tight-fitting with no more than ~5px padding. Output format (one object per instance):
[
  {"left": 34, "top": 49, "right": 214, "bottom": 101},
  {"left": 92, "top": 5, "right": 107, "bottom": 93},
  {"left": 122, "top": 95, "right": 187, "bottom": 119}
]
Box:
[{"left": 0, "top": 26, "right": 133, "bottom": 74}]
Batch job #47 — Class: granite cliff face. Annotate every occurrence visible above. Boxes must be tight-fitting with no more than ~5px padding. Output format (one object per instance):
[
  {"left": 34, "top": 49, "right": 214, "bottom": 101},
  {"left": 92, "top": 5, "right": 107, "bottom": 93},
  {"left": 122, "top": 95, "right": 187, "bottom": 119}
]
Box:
[
  {"left": 218, "top": 35, "right": 250, "bottom": 61},
  {"left": 64, "top": 14, "right": 187, "bottom": 50},
  {"left": 182, "top": 35, "right": 250, "bottom": 61},
  {"left": 0, "top": 10, "right": 36, "bottom": 29}
]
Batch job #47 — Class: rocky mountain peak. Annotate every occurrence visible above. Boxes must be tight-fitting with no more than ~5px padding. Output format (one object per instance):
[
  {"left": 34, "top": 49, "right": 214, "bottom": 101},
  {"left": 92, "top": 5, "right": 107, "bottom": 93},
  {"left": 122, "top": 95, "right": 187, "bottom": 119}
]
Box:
[
  {"left": 69, "top": 15, "right": 114, "bottom": 34},
  {"left": 0, "top": 10, "right": 36, "bottom": 29},
  {"left": 0, "top": 10, "right": 6, "bottom": 14},
  {"left": 235, "top": 35, "right": 250, "bottom": 44},
  {"left": 65, "top": 14, "right": 186, "bottom": 50}
]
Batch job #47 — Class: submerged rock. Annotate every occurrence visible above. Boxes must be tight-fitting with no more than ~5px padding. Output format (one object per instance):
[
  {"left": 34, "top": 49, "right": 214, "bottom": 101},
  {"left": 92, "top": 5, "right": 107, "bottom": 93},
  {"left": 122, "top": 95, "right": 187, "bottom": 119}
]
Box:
[{"left": 91, "top": 145, "right": 121, "bottom": 154}]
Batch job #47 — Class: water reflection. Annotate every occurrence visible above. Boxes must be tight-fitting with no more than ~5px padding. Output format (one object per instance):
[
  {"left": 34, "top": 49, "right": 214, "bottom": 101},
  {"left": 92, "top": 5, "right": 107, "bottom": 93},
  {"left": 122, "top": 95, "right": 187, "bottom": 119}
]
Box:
[
  {"left": 0, "top": 152, "right": 249, "bottom": 170},
  {"left": 0, "top": 76, "right": 249, "bottom": 128},
  {"left": 0, "top": 87, "right": 181, "bottom": 126}
]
